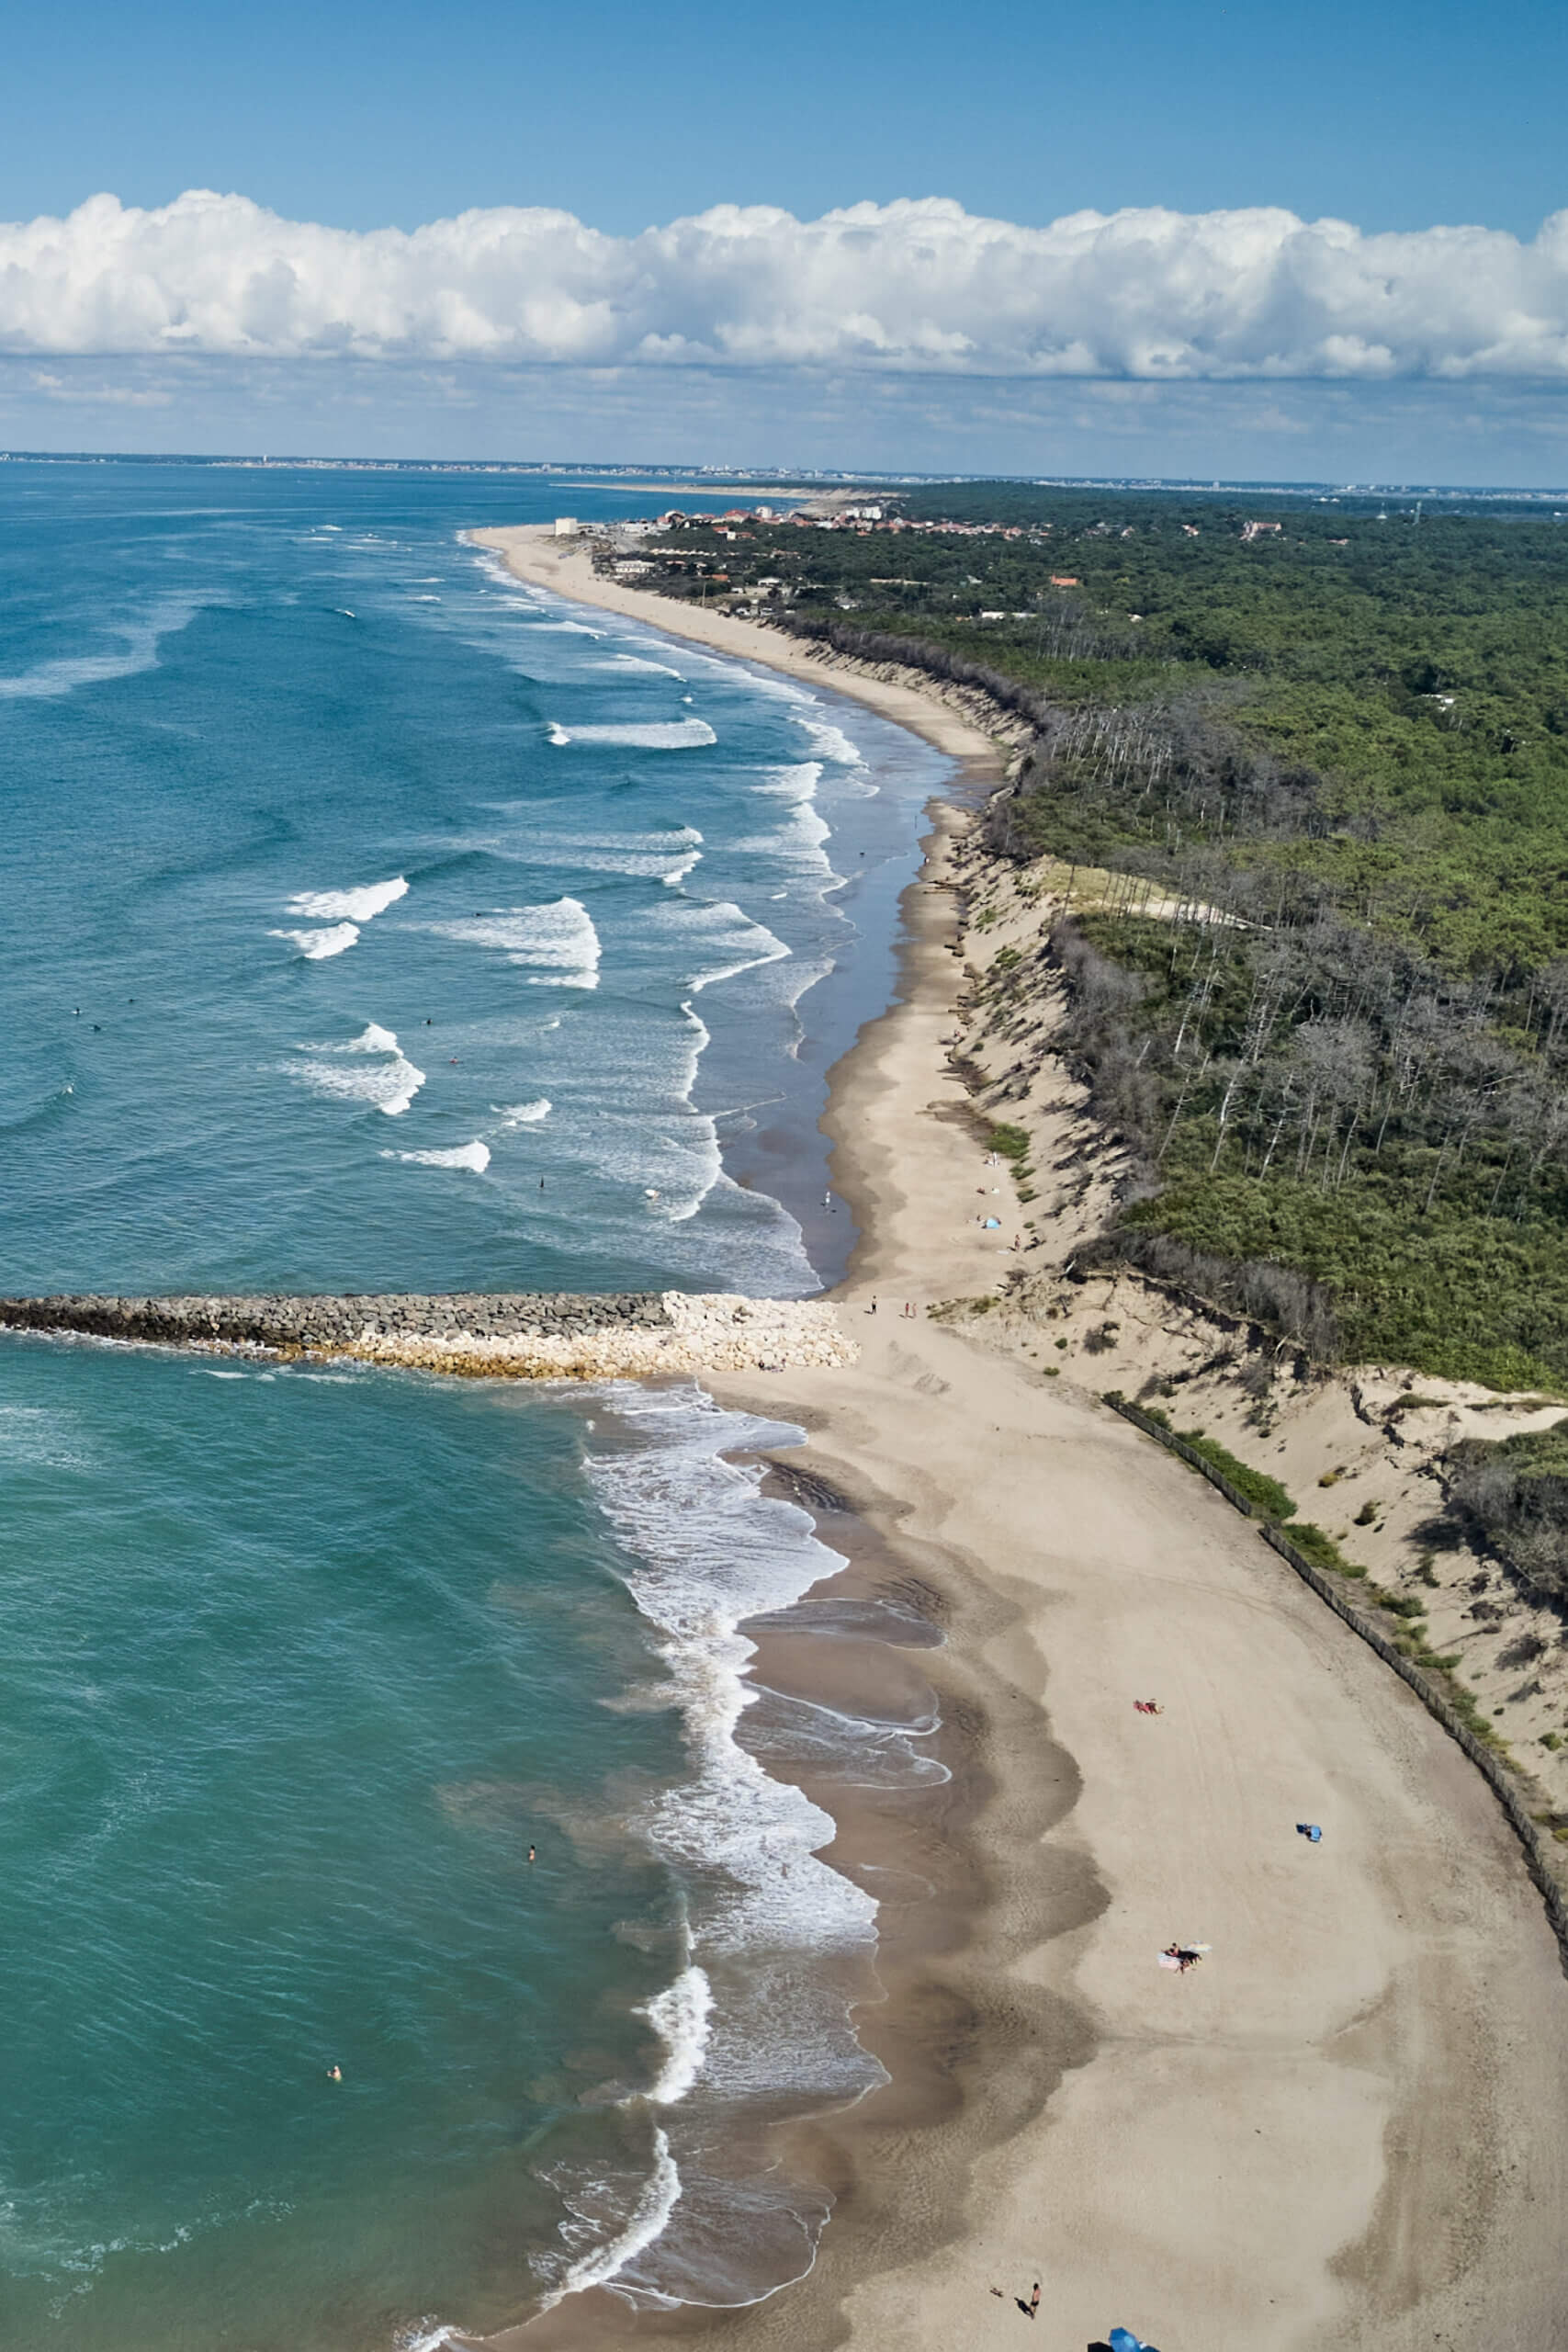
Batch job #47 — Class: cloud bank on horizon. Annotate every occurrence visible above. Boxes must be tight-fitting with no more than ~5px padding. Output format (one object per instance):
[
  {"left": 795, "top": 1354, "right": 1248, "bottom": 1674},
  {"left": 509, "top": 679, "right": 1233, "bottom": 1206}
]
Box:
[{"left": 4, "top": 190, "right": 1566, "bottom": 382}]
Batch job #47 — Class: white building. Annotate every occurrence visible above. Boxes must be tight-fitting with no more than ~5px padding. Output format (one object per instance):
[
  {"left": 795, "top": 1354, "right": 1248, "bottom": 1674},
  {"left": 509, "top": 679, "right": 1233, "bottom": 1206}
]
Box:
[{"left": 553, "top": 517, "right": 579, "bottom": 537}]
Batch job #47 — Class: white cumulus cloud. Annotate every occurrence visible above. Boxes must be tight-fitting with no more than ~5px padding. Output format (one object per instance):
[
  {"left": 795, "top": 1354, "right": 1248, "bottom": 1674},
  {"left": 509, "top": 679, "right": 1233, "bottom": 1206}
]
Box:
[{"left": 2, "top": 190, "right": 1566, "bottom": 380}]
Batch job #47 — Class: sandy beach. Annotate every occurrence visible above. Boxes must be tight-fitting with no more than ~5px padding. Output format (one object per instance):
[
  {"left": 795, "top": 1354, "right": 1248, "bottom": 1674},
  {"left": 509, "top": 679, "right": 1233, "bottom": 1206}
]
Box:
[
  {"left": 477, "top": 522, "right": 1568, "bottom": 2350},
  {"left": 467, "top": 526, "right": 1006, "bottom": 766}
]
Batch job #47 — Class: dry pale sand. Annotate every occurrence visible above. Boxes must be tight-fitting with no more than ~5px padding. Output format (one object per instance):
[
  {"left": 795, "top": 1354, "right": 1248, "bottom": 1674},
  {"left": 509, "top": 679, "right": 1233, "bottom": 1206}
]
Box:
[{"left": 475, "top": 527, "right": 1568, "bottom": 2350}]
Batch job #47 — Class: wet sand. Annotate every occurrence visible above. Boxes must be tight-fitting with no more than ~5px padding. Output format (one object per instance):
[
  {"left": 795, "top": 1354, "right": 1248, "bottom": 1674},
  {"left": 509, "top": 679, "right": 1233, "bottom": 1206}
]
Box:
[{"left": 478, "top": 528, "right": 1568, "bottom": 2351}]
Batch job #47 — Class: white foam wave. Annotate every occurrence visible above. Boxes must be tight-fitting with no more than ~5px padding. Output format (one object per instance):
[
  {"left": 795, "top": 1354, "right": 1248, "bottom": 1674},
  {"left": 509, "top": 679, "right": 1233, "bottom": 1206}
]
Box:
[
  {"left": 599, "top": 654, "right": 686, "bottom": 677},
  {"left": 650, "top": 900, "right": 791, "bottom": 995},
  {"left": 394, "top": 2323, "right": 471, "bottom": 2352},
  {"left": 750, "top": 761, "right": 823, "bottom": 800},
  {"left": 738, "top": 766, "right": 839, "bottom": 891},
  {"left": 425, "top": 897, "right": 602, "bottom": 989},
  {"left": 546, "top": 2131, "right": 682, "bottom": 2308},
  {"left": 383, "top": 1141, "right": 491, "bottom": 1171},
  {"left": 492, "top": 1099, "right": 551, "bottom": 1125},
  {"left": 269, "top": 922, "right": 359, "bottom": 959},
  {"left": 792, "top": 717, "right": 863, "bottom": 765},
  {"left": 587, "top": 1390, "right": 884, "bottom": 1970},
  {"left": 284, "top": 1023, "right": 424, "bottom": 1115},
  {"left": 548, "top": 719, "right": 716, "bottom": 750},
  {"left": 286, "top": 876, "right": 408, "bottom": 923},
  {"left": 638, "top": 1965, "right": 714, "bottom": 2106},
  {"left": 477, "top": 820, "right": 704, "bottom": 887},
  {"left": 730, "top": 667, "right": 815, "bottom": 704},
  {"left": 500, "top": 843, "right": 702, "bottom": 886},
  {"left": 551, "top": 1388, "right": 889, "bottom": 2314}
]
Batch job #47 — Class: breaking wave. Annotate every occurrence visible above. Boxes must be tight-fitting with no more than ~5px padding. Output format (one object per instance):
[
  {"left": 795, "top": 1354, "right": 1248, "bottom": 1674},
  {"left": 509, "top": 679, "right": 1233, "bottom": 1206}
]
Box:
[
  {"left": 382, "top": 1141, "right": 491, "bottom": 1172},
  {"left": 282, "top": 1023, "right": 425, "bottom": 1115},
  {"left": 286, "top": 876, "right": 409, "bottom": 923},
  {"left": 269, "top": 922, "right": 359, "bottom": 959},
  {"left": 548, "top": 719, "right": 716, "bottom": 751},
  {"left": 425, "top": 897, "right": 602, "bottom": 989}
]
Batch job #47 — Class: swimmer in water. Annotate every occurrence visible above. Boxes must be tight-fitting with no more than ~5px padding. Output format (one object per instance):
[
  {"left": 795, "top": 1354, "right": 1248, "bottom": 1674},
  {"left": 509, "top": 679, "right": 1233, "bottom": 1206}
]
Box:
[
  {"left": 327, "top": 2064, "right": 343, "bottom": 2082},
  {"left": 528, "top": 1845, "right": 536, "bottom": 1864}
]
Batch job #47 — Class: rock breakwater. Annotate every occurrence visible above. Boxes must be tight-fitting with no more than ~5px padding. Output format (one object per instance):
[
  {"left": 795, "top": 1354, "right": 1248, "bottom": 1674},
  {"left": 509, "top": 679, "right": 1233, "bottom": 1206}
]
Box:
[{"left": 0, "top": 1291, "right": 855, "bottom": 1378}]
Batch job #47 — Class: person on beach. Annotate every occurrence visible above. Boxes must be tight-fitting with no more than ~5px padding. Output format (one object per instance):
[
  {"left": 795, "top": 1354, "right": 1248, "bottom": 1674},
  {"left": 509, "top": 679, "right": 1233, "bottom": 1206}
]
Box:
[
  {"left": 1029, "top": 2281, "right": 1041, "bottom": 2317},
  {"left": 1163, "top": 1942, "right": 1203, "bottom": 1973}
]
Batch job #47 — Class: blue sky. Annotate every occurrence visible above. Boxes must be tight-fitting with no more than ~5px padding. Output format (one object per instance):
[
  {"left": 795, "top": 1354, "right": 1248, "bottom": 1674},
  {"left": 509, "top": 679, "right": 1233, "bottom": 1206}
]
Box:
[
  {"left": 3, "top": 0, "right": 1563, "bottom": 239},
  {"left": 0, "top": 0, "right": 1564, "bottom": 479}
]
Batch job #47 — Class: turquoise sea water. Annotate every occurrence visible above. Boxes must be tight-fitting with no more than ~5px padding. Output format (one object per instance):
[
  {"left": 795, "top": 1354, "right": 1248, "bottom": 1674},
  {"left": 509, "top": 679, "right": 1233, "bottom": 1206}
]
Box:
[{"left": 0, "top": 465, "right": 949, "bottom": 2347}]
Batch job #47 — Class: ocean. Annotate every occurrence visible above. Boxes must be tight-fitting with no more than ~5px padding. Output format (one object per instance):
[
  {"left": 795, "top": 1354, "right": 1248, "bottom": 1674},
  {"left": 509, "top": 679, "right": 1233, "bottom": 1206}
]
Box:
[{"left": 0, "top": 463, "right": 953, "bottom": 2347}]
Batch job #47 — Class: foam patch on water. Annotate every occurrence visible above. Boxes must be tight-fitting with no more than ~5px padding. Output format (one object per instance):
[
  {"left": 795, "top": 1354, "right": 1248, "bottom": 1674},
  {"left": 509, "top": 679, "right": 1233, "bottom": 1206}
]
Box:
[
  {"left": 484, "top": 825, "right": 704, "bottom": 888},
  {"left": 383, "top": 1141, "right": 491, "bottom": 1172},
  {"left": 590, "top": 1388, "right": 881, "bottom": 1967},
  {"left": 283, "top": 1023, "right": 425, "bottom": 1115},
  {"left": 493, "top": 1099, "right": 551, "bottom": 1126},
  {"left": 598, "top": 654, "right": 686, "bottom": 678},
  {"left": 424, "top": 898, "right": 602, "bottom": 989},
  {"left": 750, "top": 760, "right": 823, "bottom": 799},
  {"left": 792, "top": 717, "right": 863, "bottom": 766},
  {"left": 730, "top": 667, "right": 815, "bottom": 705},
  {"left": 738, "top": 765, "right": 840, "bottom": 893},
  {"left": 0, "top": 593, "right": 209, "bottom": 701},
  {"left": 548, "top": 720, "right": 716, "bottom": 751},
  {"left": 638, "top": 1965, "right": 714, "bottom": 2106},
  {"left": 286, "top": 876, "right": 409, "bottom": 923},
  {"left": 0, "top": 1405, "right": 90, "bottom": 1470},
  {"left": 649, "top": 900, "right": 791, "bottom": 995},
  {"left": 547, "top": 1389, "right": 892, "bottom": 2309},
  {"left": 545, "top": 2128, "right": 682, "bottom": 2309},
  {"left": 269, "top": 922, "right": 360, "bottom": 960}
]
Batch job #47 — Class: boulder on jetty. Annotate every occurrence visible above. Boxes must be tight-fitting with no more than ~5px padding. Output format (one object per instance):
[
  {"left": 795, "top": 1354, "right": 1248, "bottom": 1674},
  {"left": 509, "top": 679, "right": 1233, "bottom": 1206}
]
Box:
[{"left": 0, "top": 1291, "right": 856, "bottom": 1378}]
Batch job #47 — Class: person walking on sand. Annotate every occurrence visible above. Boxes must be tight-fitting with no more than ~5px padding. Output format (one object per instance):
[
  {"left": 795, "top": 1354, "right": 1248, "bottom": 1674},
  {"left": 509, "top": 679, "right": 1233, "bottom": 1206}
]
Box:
[{"left": 1029, "top": 2281, "right": 1041, "bottom": 2318}]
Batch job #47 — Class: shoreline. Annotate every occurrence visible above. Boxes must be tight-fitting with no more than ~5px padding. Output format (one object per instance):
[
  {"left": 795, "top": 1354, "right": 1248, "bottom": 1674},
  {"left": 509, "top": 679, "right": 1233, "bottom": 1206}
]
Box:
[
  {"left": 472, "top": 522, "right": 1568, "bottom": 2349},
  {"left": 465, "top": 526, "right": 1008, "bottom": 770}
]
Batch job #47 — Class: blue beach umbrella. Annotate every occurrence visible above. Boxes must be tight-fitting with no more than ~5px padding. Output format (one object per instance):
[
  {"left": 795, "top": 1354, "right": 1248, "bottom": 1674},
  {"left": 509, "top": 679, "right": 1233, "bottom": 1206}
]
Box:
[{"left": 1109, "top": 2330, "right": 1160, "bottom": 2352}]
